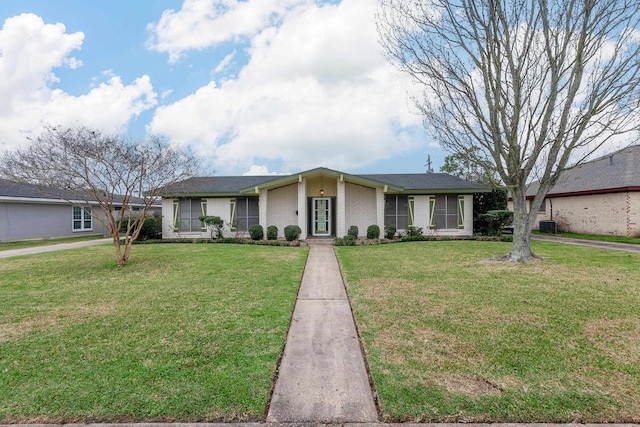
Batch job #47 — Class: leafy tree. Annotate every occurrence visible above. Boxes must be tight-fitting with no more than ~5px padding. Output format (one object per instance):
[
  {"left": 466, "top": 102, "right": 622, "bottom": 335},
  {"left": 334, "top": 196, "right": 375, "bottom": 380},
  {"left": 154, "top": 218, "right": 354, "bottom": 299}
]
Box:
[
  {"left": 0, "top": 125, "right": 198, "bottom": 266},
  {"left": 378, "top": 0, "right": 640, "bottom": 261}
]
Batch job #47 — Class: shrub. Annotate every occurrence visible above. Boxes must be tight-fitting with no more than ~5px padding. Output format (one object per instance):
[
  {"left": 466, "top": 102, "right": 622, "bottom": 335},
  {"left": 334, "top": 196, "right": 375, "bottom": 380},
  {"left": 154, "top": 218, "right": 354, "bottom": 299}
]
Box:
[
  {"left": 477, "top": 210, "right": 514, "bottom": 236},
  {"left": 347, "top": 225, "right": 359, "bottom": 238},
  {"left": 199, "top": 215, "right": 225, "bottom": 239},
  {"left": 405, "top": 225, "right": 423, "bottom": 237},
  {"left": 334, "top": 235, "right": 357, "bottom": 246},
  {"left": 284, "top": 225, "right": 302, "bottom": 241},
  {"left": 384, "top": 224, "right": 397, "bottom": 239},
  {"left": 249, "top": 224, "right": 264, "bottom": 240},
  {"left": 120, "top": 214, "right": 162, "bottom": 240},
  {"left": 267, "top": 225, "right": 278, "bottom": 240},
  {"left": 366, "top": 224, "right": 380, "bottom": 239}
]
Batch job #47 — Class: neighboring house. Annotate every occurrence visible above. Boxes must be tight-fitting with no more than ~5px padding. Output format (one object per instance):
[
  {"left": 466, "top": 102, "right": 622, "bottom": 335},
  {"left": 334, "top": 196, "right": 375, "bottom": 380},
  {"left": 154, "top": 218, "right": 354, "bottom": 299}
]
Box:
[
  {"left": 158, "top": 167, "right": 489, "bottom": 240},
  {"left": 518, "top": 145, "right": 640, "bottom": 237},
  {"left": 0, "top": 179, "right": 158, "bottom": 241}
]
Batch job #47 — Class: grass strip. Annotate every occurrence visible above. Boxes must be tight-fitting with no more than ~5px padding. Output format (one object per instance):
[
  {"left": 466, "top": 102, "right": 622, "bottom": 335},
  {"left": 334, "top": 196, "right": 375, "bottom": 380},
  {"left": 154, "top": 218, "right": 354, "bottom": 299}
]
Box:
[
  {"left": 532, "top": 231, "right": 640, "bottom": 245},
  {"left": 0, "top": 244, "right": 306, "bottom": 423},
  {"left": 337, "top": 240, "right": 640, "bottom": 423},
  {"left": 0, "top": 235, "right": 104, "bottom": 252}
]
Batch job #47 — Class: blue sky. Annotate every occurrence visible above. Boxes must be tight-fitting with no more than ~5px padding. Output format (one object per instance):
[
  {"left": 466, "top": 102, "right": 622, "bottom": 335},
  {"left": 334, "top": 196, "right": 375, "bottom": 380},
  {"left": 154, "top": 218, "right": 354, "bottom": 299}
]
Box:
[{"left": 0, "top": 0, "right": 446, "bottom": 176}]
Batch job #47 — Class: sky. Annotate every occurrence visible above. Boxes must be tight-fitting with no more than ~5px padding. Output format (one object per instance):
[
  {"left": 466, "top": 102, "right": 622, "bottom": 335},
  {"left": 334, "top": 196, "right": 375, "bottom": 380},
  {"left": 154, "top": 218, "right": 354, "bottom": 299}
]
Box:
[{"left": 0, "top": 0, "right": 445, "bottom": 176}]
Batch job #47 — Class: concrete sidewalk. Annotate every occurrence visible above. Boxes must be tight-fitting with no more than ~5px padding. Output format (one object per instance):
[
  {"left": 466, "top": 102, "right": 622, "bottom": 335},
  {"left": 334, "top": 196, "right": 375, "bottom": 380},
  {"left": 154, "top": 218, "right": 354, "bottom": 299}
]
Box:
[
  {"left": 0, "top": 238, "right": 112, "bottom": 259},
  {"left": 266, "top": 244, "right": 378, "bottom": 423},
  {"left": 532, "top": 234, "right": 640, "bottom": 253}
]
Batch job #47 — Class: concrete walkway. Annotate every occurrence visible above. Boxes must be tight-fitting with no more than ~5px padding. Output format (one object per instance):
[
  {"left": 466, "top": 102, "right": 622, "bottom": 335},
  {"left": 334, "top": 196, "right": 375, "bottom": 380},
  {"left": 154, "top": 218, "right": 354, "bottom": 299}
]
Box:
[
  {"left": 266, "top": 243, "right": 378, "bottom": 423},
  {"left": 532, "top": 234, "right": 640, "bottom": 253},
  {"left": 0, "top": 238, "right": 112, "bottom": 259}
]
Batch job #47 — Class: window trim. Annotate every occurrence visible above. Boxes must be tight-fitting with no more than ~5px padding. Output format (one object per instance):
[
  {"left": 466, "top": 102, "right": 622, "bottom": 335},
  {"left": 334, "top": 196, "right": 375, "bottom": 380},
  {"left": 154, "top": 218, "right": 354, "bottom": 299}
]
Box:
[{"left": 72, "top": 205, "right": 93, "bottom": 231}]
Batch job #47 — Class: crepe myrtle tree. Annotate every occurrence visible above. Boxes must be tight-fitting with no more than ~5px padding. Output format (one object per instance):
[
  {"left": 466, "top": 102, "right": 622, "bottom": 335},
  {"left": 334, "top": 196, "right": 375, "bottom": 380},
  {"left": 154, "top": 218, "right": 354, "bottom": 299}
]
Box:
[
  {"left": 378, "top": 0, "right": 640, "bottom": 262},
  {"left": 0, "top": 125, "right": 199, "bottom": 266}
]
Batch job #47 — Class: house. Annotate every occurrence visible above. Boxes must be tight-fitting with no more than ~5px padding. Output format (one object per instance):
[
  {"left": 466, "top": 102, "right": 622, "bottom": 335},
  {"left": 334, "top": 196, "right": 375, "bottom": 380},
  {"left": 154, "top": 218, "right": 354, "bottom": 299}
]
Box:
[
  {"left": 522, "top": 145, "right": 640, "bottom": 237},
  {"left": 0, "top": 179, "right": 158, "bottom": 242},
  {"left": 158, "top": 167, "right": 489, "bottom": 240}
]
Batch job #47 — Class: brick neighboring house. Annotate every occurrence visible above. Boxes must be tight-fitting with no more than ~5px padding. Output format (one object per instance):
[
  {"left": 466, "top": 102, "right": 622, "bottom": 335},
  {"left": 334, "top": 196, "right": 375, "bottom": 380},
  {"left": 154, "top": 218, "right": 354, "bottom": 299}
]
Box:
[
  {"left": 0, "top": 179, "right": 159, "bottom": 242},
  {"left": 158, "top": 167, "right": 490, "bottom": 240},
  {"left": 519, "top": 145, "right": 640, "bottom": 237}
]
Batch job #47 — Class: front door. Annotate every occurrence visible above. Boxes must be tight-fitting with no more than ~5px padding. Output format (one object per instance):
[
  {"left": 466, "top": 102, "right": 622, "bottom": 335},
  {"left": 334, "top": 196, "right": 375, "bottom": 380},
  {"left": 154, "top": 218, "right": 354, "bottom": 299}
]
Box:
[{"left": 312, "top": 197, "right": 331, "bottom": 236}]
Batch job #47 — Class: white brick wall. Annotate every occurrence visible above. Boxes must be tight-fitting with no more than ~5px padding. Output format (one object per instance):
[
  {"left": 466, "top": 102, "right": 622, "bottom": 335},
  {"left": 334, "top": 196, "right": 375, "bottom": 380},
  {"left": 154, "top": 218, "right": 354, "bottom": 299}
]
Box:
[
  {"left": 267, "top": 184, "right": 298, "bottom": 238},
  {"left": 344, "top": 183, "right": 376, "bottom": 237}
]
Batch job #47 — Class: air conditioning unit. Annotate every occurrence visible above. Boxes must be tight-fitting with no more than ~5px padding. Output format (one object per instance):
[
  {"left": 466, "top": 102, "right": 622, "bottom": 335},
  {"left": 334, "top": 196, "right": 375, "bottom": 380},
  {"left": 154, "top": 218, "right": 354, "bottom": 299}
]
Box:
[{"left": 539, "top": 220, "right": 557, "bottom": 234}]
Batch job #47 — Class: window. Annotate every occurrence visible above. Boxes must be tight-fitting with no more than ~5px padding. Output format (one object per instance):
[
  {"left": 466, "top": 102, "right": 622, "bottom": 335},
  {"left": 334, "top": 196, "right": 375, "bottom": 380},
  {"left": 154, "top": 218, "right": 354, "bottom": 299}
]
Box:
[
  {"left": 538, "top": 198, "right": 546, "bottom": 213},
  {"left": 231, "top": 197, "right": 259, "bottom": 232},
  {"left": 72, "top": 206, "right": 92, "bottom": 231},
  {"left": 173, "top": 198, "right": 206, "bottom": 232},
  {"left": 385, "top": 195, "right": 413, "bottom": 229},
  {"left": 430, "top": 195, "right": 463, "bottom": 229}
]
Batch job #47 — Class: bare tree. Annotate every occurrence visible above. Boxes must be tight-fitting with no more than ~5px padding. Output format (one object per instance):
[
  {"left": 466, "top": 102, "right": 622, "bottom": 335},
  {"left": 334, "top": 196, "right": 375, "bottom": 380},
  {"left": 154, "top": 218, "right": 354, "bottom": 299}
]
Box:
[
  {"left": 378, "top": 0, "right": 640, "bottom": 262},
  {"left": 0, "top": 126, "right": 199, "bottom": 266}
]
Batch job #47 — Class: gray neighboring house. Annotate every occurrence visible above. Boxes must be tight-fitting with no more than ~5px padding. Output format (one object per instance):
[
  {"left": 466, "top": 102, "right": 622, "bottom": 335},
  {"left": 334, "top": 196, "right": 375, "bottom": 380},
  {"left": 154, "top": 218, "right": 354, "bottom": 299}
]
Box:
[
  {"left": 0, "top": 179, "right": 158, "bottom": 242},
  {"left": 518, "top": 145, "right": 640, "bottom": 237},
  {"left": 158, "top": 167, "right": 489, "bottom": 240}
]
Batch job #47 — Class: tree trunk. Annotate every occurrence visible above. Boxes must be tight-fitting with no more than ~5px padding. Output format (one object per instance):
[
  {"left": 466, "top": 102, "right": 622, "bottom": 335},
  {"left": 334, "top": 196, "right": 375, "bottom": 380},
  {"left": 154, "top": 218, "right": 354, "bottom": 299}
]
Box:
[
  {"left": 112, "top": 234, "right": 126, "bottom": 266},
  {"left": 510, "top": 186, "right": 536, "bottom": 262}
]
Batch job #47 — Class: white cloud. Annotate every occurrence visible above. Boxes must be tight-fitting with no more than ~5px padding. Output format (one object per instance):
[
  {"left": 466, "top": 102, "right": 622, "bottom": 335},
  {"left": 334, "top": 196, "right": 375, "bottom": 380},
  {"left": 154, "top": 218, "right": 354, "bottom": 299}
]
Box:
[
  {"left": 242, "top": 164, "right": 288, "bottom": 176},
  {"left": 0, "top": 13, "right": 157, "bottom": 150},
  {"left": 149, "top": 0, "right": 423, "bottom": 174},
  {"left": 214, "top": 49, "right": 236, "bottom": 73},
  {"left": 148, "top": 0, "right": 308, "bottom": 63}
]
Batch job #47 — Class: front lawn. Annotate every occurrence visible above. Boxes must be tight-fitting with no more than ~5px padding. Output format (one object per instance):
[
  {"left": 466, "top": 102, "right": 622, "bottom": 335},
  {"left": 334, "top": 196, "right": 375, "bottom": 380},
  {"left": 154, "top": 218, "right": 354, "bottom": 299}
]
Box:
[
  {"left": 337, "top": 241, "right": 640, "bottom": 422},
  {"left": 0, "top": 244, "right": 307, "bottom": 423}
]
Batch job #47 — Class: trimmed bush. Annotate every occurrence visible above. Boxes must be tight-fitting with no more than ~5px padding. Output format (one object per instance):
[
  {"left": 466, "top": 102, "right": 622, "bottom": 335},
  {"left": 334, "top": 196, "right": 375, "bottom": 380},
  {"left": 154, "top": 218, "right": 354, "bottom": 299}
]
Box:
[
  {"left": 384, "top": 224, "right": 397, "bottom": 239},
  {"left": 200, "top": 215, "right": 225, "bottom": 239},
  {"left": 405, "top": 225, "right": 424, "bottom": 237},
  {"left": 267, "top": 225, "right": 278, "bottom": 240},
  {"left": 367, "top": 224, "right": 380, "bottom": 239},
  {"left": 334, "top": 236, "right": 357, "bottom": 246},
  {"left": 347, "top": 225, "right": 359, "bottom": 238},
  {"left": 478, "top": 210, "right": 514, "bottom": 236},
  {"left": 284, "top": 225, "right": 302, "bottom": 241},
  {"left": 248, "top": 224, "right": 264, "bottom": 240},
  {"left": 120, "top": 214, "right": 162, "bottom": 240}
]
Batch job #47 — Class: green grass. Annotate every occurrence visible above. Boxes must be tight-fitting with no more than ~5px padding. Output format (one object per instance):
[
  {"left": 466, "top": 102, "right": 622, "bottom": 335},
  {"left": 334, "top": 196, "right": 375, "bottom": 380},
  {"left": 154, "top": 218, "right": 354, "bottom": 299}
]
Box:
[
  {"left": 0, "top": 234, "right": 104, "bottom": 251},
  {"left": 533, "top": 230, "right": 640, "bottom": 244},
  {"left": 337, "top": 241, "right": 640, "bottom": 423},
  {"left": 0, "top": 244, "right": 307, "bottom": 423}
]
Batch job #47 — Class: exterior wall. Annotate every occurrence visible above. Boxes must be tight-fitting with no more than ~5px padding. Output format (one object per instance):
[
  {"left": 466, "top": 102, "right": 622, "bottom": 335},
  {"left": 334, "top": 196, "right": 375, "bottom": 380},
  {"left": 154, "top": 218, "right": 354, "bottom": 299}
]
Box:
[
  {"left": 298, "top": 180, "right": 307, "bottom": 239},
  {"left": 376, "top": 187, "right": 385, "bottom": 238},
  {"left": 344, "top": 183, "right": 376, "bottom": 237},
  {"left": 0, "top": 201, "right": 106, "bottom": 241},
  {"left": 306, "top": 176, "right": 337, "bottom": 197},
  {"left": 336, "top": 179, "right": 346, "bottom": 237},
  {"left": 513, "top": 191, "right": 640, "bottom": 237},
  {"left": 266, "top": 184, "right": 298, "bottom": 238},
  {"left": 412, "top": 195, "right": 430, "bottom": 231}
]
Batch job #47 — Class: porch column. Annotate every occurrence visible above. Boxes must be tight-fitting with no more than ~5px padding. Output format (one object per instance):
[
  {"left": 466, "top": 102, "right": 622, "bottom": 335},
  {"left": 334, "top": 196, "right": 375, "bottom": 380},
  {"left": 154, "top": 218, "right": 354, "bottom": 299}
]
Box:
[
  {"left": 259, "top": 188, "right": 268, "bottom": 240},
  {"left": 376, "top": 187, "right": 385, "bottom": 236},
  {"left": 336, "top": 179, "right": 346, "bottom": 238},
  {"left": 297, "top": 179, "right": 307, "bottom": 239}
]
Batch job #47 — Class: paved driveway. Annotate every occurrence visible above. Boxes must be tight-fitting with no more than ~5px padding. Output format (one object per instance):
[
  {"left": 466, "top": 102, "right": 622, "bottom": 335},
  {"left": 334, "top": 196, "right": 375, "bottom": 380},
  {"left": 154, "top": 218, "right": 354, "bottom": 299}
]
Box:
[{"left": 0, "top": 238, "right": 112, "bottom": 259}]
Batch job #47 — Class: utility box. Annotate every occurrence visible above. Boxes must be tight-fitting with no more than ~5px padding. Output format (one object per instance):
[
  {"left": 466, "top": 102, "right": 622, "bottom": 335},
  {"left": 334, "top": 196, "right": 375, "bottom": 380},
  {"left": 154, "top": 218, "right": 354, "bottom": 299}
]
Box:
[{"left": 539, "top": 220, "right": 557, "bottom": 234}]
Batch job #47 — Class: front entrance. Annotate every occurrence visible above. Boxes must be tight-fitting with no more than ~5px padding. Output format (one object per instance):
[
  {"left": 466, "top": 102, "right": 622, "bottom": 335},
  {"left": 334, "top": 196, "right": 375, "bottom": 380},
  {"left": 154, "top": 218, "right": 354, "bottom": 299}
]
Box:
[{"left": 312, "top": 197, "right": 331, "bottom": 236}]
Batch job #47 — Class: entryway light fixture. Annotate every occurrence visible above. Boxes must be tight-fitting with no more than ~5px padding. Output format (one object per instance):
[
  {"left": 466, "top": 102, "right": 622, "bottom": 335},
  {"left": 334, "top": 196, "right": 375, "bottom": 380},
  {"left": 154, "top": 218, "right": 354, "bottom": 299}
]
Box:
[{"left": 319, "top": 176, "right": 325, "bottom": 196}]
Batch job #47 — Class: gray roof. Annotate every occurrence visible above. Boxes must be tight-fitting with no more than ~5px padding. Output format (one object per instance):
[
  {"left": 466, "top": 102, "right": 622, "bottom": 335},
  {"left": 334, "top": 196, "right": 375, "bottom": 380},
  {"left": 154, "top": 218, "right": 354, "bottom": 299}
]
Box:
[
  {"left": 361, "top": 173, "right": 489, "bottom": 193},
  {"left": 159, "top": 170, "right": 489, "bottom": 196},
  {"left": 0, "top": 178, "right": 155, "bottom": 206},
  {"left": 527, "top": 145, "right": 640, "bottom": 197},
  {"left": 0, "top": 179, "right": 75, "bottom": 200}
]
